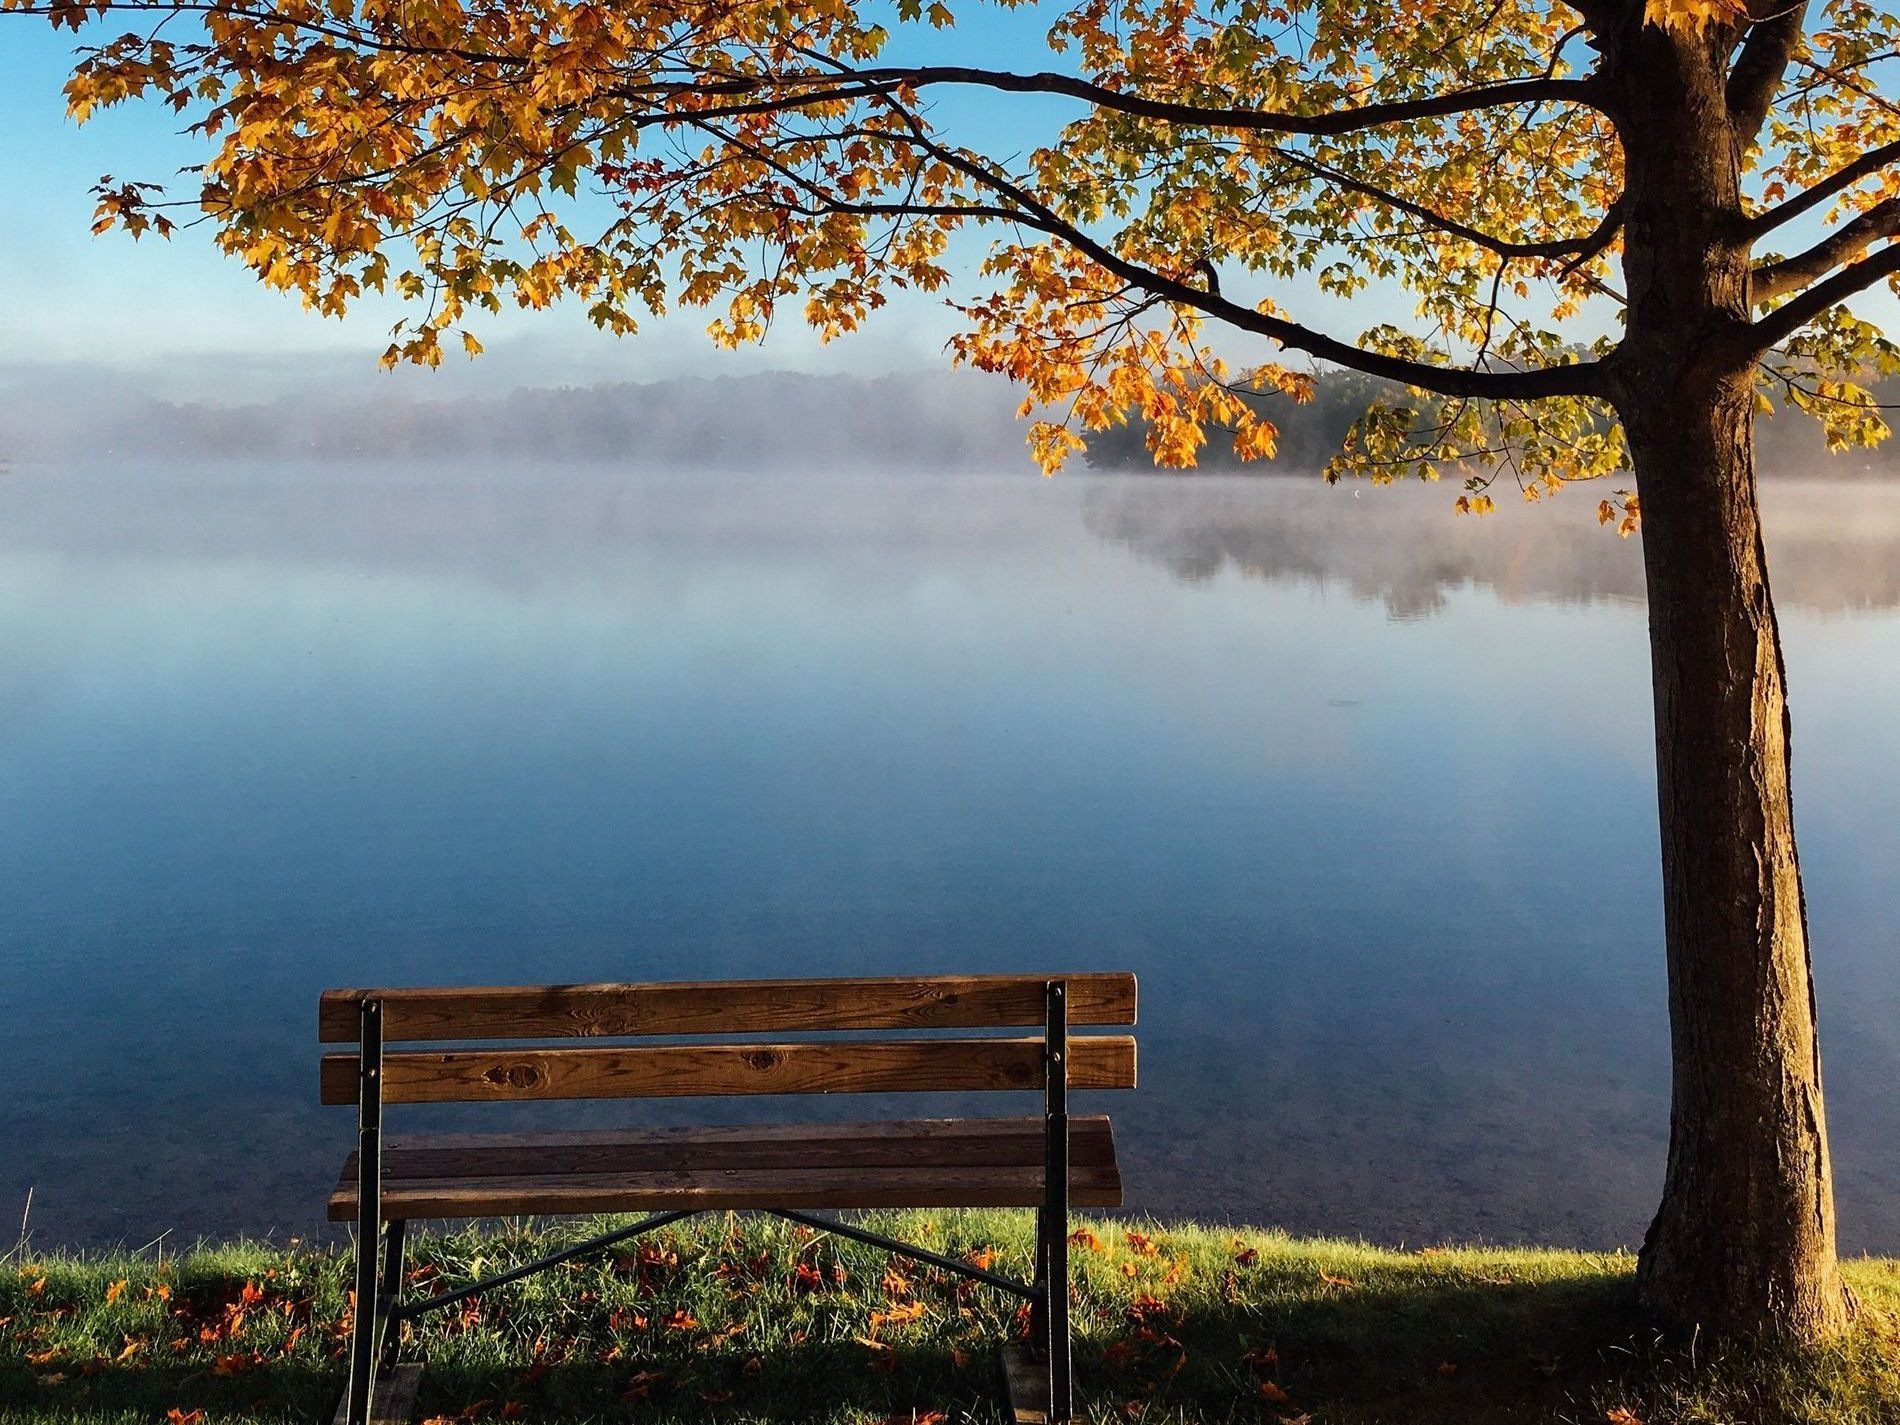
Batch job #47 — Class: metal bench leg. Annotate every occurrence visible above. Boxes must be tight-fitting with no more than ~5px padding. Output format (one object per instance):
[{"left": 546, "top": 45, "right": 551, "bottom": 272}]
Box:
[
  {"left": 1044, "top": 981, "right": 1073, "bottom": 1424},
  {"left": 345, "top": 999, "right": 385, "bottom": 1425},
  {"left": 378, "top": 1220, "right": 407, "bottom": 1366}
]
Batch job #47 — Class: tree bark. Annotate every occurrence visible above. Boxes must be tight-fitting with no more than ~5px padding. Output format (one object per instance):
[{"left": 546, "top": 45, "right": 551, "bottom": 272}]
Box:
[
  {"left": 1622, "top": 377, "right": 1852, "bottom": 1341},
  {"left": 1605, "top": 20, "right": 1852, "bottom": 1342}
]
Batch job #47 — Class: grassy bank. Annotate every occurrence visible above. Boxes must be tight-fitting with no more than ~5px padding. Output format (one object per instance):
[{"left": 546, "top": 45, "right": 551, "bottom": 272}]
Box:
[{"left": 3, "top": 1212, "right": 1897, "bottom": 1424}]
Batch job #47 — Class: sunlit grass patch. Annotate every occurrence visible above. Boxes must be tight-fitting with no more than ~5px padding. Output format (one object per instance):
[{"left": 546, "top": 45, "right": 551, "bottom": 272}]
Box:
[{"left": 2, "top": 1214, "right": 1895, "bottom": 1424}]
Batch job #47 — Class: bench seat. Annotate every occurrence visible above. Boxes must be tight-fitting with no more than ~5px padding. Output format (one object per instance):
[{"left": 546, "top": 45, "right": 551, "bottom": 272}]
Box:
[{"left": 329, "top": 1115, "right": 1122, "bottom": 1221}]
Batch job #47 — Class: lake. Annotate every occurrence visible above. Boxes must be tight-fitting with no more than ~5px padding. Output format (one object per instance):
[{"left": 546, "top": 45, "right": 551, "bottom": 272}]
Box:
[{"left": 2, "top": 463, "right": 1896, "bottom": 1254}]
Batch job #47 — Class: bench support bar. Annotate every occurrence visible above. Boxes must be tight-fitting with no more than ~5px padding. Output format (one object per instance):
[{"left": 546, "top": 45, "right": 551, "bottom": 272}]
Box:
[
  {"left": 766, "top": 1209, "right": 1038, "bottom": 1300},
  {"left": 394, "top": 1210, "right": 698, "bottom": 1323}
]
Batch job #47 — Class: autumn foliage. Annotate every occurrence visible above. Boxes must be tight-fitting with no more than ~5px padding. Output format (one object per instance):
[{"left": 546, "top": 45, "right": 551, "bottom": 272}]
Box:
[{"left": 5, "top": 0, "right": 1893, "bottom": 496}]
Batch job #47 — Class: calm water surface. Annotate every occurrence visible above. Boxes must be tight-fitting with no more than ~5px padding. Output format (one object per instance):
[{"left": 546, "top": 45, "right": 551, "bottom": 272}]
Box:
[{"left": 2, "top": 464, "right": 1897, "bottom": 1252}]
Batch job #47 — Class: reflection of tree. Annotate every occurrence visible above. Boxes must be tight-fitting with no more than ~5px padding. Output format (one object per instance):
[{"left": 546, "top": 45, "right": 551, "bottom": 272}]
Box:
[{"left": 1081, "top": 478, "right": 1900, "bottom": 618}]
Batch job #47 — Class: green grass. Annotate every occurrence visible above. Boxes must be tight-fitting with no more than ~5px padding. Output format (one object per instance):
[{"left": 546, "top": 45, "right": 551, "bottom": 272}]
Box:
[{"left": 2, "top": 1214, "right": 1897, "bottom": 1424}]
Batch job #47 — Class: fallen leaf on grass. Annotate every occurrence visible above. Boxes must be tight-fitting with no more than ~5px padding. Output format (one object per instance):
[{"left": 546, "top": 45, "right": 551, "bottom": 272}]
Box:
[
  {"left": 857, "top": 1337, "right": 902, "bottom": 1374},
  {"left": 1124, "top": 1231, "right": 1158, "bottom": 1257},
  {"left": 1068, "top": 1227, "right": 1103, "bottom": 1252},
  {"left": 165, "top": 1409, "right": 203, "bottom": 1425},
  {"left": 1437, "top": 1361, "right": 1458, "bottom": 1377},
  {"left": 620, "top": 1371, "right": 665, "bottom": 1404},
  {"left": 1318, "top": 1272, "right": 1356, "bottom": 1289},
  {"left": 1233, "top": 1245, "right": 1260, "bottom": 1267},
  {"left": 1258, "top": 1380, "right": 1293, "bottom": 1404},
  {"left": 104, "top": 1279, "right": 128, "bottom": 1305},
  {"left": 1605, "top": 1410, "right": 1644, "bottom": 1425},
  {"left": 868, "top": 1299, "right": 928, "bottom": 1336}
]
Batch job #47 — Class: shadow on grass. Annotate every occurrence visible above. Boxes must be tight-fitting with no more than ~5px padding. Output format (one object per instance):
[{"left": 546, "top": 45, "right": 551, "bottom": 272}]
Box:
[
  {"left": 9, "top": 1269, "right": 1892, "bottom": 1424},
  {"left": 2, "top": 1272, "right": 1645, "bottom": 1424}
]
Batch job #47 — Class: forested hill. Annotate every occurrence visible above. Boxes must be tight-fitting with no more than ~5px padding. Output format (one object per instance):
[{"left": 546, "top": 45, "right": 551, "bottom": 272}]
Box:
[{"left": 1080, "top": 372, "right": 1900, "bottom": 478}]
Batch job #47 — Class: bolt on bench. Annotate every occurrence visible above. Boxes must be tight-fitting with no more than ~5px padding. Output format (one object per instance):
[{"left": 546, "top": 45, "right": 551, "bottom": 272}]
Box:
[{"left": 320, "top": 973, "right": 1138, "bottom": 1425}]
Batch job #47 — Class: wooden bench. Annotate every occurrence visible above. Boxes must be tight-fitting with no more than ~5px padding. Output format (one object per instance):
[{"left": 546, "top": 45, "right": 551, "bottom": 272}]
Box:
[{"left": 320, "top": 973, "right": 1138, "bottom": 1425}]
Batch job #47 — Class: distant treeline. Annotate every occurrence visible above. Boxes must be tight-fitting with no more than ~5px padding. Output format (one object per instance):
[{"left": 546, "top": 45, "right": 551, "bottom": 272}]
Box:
[
  {"left": 2, "top": 369, "right": 1026, "bottom": 471},
  {"left": 1082, "top": 371, "right": 1900, "bottom": 478},
  {"left": 6, "top": 363, "right": 1895, "bottom": 475}
]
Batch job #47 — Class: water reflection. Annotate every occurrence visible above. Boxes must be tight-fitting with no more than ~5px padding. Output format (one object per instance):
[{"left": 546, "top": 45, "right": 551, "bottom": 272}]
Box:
[
  {"left": 1082, "top": 476, "right": 1900, "bottom": 618},
  {"left": 0, "top": 464, "right": 1894, "bottom": 1254}
]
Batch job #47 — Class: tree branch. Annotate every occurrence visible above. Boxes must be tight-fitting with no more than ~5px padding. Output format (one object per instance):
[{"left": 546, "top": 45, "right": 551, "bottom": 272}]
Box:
[
  {"left": 1753, "top": 197, "right": 1900, "bottom": 302},
  {"left": 744, "top": 67, "right": 1604, "bottom": 136},
  {"left": 1746, "top": 242, "right": 1900, "bottom": 351},
  {"left": 1725, "top": 1, "right": 1809, "bottom": 146},
  {"left": 1273, "top": 148, "right": 1619, "bottom": 259},
  {"left": 873, "top": 131, "right": 1605, "bottom": 400},
  {"left": 1748, "top": 138, "right": 1900, "bottom": 236}
]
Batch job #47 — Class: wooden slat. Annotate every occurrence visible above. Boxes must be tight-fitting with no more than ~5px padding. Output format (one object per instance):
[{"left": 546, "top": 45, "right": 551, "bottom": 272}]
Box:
[
  {"left": 321, "top": 1036, "right": 1136, "bottom": 1104},
  {"left": 331, "top": 1165, "right": 1124, "bottom": 1220},
  {"left": 318, "top": 973, "right": 1137, "bottom": 1042},
  {"left": 362, "top": 1116, "right": 1117, "bottom": 1180}
]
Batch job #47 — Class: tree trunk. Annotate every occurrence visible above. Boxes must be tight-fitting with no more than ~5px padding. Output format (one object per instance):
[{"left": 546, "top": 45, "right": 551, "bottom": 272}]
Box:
[
  {"left": 1622, "top": 379, "right": 1852, "bottom": 1341},
  {"left": 1607, "top": 23, "right": 1852, "bottom": 1341}
]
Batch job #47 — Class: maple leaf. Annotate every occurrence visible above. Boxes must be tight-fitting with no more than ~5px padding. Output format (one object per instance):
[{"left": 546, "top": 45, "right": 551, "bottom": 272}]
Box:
[
  {"left": 1605, "top": 1410, "right": 1644, "bottom": 1425},
  {"left": 103, "top": 1279, "right": 128, "bottom": 1305}
]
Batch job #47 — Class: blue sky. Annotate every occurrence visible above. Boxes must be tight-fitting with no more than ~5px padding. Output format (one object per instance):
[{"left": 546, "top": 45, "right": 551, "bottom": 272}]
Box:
[{"left": 0, "top": 20, "right": 1893, "bottom": 405}]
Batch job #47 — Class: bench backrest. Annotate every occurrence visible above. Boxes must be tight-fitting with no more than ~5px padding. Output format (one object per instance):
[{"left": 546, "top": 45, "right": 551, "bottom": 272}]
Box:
[{"left": 319, "top": 974, "right": 1137, "bottom": 1106}]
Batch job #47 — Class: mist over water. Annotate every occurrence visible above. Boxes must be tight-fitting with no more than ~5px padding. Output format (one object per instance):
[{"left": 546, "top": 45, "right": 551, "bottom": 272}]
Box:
[{"left": 2, "top": 462, "right": 1896, "bottom": 1253}]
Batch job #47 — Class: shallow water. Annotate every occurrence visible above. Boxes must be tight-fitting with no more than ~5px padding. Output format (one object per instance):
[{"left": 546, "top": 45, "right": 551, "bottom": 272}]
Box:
[{"left": 1, "top": 463, "right": 1895, "bottom": 1252}]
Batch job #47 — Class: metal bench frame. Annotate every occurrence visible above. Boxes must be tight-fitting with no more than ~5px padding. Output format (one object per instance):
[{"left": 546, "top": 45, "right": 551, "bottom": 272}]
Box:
[{"left": 341, "top": 980, "right": 1080, "bottom": 1425}]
